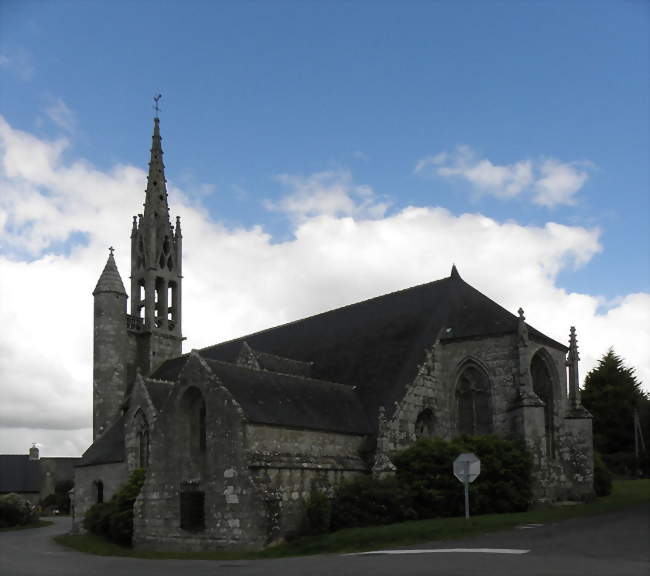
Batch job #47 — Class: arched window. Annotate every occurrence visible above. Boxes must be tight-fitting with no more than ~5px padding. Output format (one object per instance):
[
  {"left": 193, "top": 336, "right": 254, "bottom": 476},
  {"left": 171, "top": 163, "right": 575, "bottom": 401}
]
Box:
[
  {"left": 179, "top": 387, "right": 207, "bottom": 461},
  {"left": 456, "top": 363, "right": 492, "bottom": 436},
  {"left": 94, "top": 480, "right": 104, "bottom": 504},
  {"left": 531, "top": 350, "right": 556, "bottom": 458},
  {"left": 415, "top": 409, "right": 435, "bottom": 439},
  {"left": 134, "top": 411, "right": 150, "bottom": 468}
]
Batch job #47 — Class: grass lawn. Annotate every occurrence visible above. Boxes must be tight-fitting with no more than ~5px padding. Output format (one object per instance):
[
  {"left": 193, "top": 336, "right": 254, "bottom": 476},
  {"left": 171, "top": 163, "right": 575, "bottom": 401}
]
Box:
[
  {"left": 1, "top": 520, "right": 53, "bottom": 532},
  {"left": 54, "top": 479, "right": 649, "bottom": 560}
]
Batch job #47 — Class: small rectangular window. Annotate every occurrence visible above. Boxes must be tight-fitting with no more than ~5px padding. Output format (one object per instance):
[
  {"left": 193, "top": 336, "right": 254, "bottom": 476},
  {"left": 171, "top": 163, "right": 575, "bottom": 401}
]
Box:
[{"left": 180, "top": 491, "right": 205, "bottom": 531}]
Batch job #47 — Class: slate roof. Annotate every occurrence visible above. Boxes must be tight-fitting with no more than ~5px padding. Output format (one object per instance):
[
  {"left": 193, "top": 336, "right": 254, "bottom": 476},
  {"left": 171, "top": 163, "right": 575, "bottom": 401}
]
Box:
[
  {"left": 151, "top": 270, "right": 567, "bottom": 431},
  {"left": 204, "top": 359, "right": 372, "bottom": 435},
  {"left": 0, "top": 455, "right": 40, "bottom": 493},
  {"left": 252, "top": 349, "right": 313, "bottom": 377},
  {"left": 77, "top": 415, "right": 125, "bottom": 467},
  {"left": 93, "top": 251, "right": 127, "bottom": 296}
]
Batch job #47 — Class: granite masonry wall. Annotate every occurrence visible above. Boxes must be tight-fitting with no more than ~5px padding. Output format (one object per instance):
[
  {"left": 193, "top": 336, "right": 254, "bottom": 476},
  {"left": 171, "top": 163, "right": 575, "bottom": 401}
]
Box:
[
  {"left": 378, "top": 334, "right": 593, "bottom": 502},
  {"left": 72, "top": 461, "right": 128, "bottom": 532},
  {"left": 247, "top": 424, "right": 368, "bottom": 541},
  {"left": 132, "top": 355, "right": 267, "bottom": 551}
]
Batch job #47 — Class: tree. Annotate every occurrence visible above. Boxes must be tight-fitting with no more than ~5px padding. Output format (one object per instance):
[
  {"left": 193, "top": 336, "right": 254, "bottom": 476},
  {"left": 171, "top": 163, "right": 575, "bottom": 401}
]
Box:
[{"left": 582, "top": 349, "right": 648, "bottom": 474}]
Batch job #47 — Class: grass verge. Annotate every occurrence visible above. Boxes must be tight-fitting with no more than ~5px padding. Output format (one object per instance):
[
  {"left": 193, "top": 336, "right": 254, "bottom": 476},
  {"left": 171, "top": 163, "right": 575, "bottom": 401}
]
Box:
[
  {"left": 54, "top": 479, "right": 649, "bottom": 560},
  {"left": 1, "top": 520, "right": 53, "bottom": 532}
]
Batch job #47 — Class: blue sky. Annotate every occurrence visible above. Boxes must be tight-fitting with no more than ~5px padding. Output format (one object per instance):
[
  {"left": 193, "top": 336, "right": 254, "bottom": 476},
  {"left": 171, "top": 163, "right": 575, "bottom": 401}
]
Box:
[{"left": 0, "top": 0, "right": 648, "bottom": 455}]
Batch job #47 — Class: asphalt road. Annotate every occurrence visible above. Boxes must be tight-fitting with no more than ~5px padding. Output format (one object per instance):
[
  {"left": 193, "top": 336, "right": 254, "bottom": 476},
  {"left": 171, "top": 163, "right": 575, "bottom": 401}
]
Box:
[{"left": 1, "top": 505, "right": 648, "bottom": 576}]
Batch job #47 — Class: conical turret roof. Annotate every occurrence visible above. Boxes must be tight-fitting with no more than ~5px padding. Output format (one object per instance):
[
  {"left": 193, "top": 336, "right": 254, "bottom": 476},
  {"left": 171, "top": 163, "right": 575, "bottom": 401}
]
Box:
[{"left": 93, "top": 249, "right": 127, "bottom": 296}]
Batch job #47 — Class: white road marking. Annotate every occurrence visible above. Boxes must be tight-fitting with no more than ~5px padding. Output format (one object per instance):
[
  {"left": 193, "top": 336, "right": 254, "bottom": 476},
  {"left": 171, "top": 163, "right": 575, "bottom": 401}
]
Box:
[
  {"left": 516, "top": 523, "right": 544, "bottom": 530},
  {"left": 344, "top": 548, "right": 530, "bottom": 556}
]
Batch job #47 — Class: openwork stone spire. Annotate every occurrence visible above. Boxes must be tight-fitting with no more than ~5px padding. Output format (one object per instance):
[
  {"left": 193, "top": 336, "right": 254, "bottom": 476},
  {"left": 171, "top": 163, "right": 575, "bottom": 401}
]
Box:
[{"left": 129, "top": 110, "right": 183, "bottom": 366}]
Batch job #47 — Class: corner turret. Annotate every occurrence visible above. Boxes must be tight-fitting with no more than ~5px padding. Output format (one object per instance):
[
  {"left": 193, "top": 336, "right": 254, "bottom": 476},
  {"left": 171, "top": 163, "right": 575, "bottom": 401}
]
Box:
[{"left": 93, "top": 248, "right": 128, "bottom": 440}]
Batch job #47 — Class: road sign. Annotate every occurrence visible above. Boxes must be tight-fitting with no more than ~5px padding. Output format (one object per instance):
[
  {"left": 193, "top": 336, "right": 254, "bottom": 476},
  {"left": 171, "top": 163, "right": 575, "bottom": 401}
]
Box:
[
  {"left": 453, "top": 453, "right": 481, "bottom": 519},
  {"left": 453, "top": 453, "right": 481, "bottom": 483}
]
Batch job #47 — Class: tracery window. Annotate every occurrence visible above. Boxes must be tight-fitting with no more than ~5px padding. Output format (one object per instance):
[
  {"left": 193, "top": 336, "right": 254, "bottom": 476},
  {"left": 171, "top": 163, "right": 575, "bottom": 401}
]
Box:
[{"left": 456, "top": 363, "right": 492, "bottom": 435}]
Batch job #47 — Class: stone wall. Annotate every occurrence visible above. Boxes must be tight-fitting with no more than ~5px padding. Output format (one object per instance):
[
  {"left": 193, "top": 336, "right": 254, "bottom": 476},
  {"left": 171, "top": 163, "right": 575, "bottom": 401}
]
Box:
[
  {"left": 383, "top": 334, "right": 519, "bottom": 453},
  {"left": 379, "top": 333, "right": 594, "bottom": 501},
  {"left": 247, "top": 424, "right": 368, "bottom": 540},
  {"left": 72, "top": 461, "right": 128, "bottom": 532},
  {"left": 133, "top": 354, "right": 266, "bottom": 551}
]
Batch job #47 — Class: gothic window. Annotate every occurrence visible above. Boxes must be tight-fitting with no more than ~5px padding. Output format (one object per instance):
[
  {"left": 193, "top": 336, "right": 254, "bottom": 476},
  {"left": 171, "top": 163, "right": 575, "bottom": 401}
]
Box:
[
  {"left": 180, "top": 387, "right": 207, "bottom": 461},
  {"left": 134, "top": 411, "right": 150, "bottom": 468},
  {"left": 456, "top": 363, "right": 492, "bottom": 436},
  {"left": 531, "top": 350, "right": 556, "bottom": 458},
  {"left": 94, "top": 480, "right": 104, "bottom": 504},
  {"left": 180, "top": 491, "right": 205, "bottom": 531},
  {"left": 415, "top": 409, "right": 435, "bottom": 439}
]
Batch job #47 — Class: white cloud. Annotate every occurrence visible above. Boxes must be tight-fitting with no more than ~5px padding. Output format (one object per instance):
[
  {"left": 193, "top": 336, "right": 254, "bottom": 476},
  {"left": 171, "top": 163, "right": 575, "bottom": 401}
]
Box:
[
  {"left": 533, "top": 158, "right": 590, "bottom": 207},
  {"left": 267, "top": 170, "right": 390, "bottom": 221},
  {"left": 0, "top": 116, "right": 647, "bottom": 457},
  {"left": 46, "top": 98, "right": 77, "bottom": 133},
  {"left": 416, "top": 146, "right": 592, "bottom": 207}
]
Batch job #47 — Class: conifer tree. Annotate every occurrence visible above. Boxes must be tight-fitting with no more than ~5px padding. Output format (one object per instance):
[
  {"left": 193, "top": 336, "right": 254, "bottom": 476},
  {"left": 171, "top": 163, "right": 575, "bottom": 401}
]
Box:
[{"left": 582, "top": 349, "right": 648, "bottom": 459}]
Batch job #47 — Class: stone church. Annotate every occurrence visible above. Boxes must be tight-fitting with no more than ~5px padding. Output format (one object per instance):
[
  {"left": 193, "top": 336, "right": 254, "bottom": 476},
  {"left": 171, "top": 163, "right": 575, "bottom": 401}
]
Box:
[{"left": 73, "top": 116, "right": 593, "bottom": 550}]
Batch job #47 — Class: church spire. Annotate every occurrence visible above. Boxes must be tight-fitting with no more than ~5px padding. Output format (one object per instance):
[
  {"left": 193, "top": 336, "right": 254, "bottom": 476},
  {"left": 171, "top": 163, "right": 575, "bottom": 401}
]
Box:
[
  {"left": 142, "top": 116, "right": 171, "bottom": 238},
  {"left": 129, "top": 104, "right": 183, "bottom": 374}
]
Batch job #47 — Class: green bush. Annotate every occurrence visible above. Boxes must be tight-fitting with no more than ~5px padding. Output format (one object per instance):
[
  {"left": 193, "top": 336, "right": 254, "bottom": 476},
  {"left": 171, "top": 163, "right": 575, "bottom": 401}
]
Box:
[
  {"left": 330, "top": 475, "right": 416, "bottom": 531},
  {"left": 0, "top": 493, "right": 39, "bottom": 528},
  {"left": 393, "top": 435, "right": 533, "bottom": 518},
  {"left": 593, "top": 453, "right": 613, "bottom": 497},
  {"left": 299, "top": 490, "right": 332, "bottom": 536},
  {"left": 83, "top": 469, "right": 145, "bottom": 546}
]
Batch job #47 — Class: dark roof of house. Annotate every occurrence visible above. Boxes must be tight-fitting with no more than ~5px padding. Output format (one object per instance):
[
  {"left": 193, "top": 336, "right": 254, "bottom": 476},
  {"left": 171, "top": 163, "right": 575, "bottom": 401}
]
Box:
[
  {"left": 77, "top": 415, "right": 125, "bottom": 467},
  {"left": 204, "top": 359, "right": 372, "bottom": 435},
  {"left": 152, "top": 270, "right": 566, "bottom": 429},
  {"left": 0, "top": 455, "right": 40, "bottom": 493}
]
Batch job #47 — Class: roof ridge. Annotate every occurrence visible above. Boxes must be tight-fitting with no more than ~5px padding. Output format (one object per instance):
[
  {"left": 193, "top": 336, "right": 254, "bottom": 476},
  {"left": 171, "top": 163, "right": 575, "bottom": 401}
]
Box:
[
  {"left": 201, "top": 274, "right": 452, "bottom": 355},
  {"left": 203, "top": 357, "right": 354, "bottom": 392}
]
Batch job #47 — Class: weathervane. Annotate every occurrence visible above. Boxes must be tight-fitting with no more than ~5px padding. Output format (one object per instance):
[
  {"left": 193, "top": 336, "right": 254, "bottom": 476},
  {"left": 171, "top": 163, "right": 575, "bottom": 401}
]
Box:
[{"left": 153, "top": 93, "right": 162, "bottom": 118}]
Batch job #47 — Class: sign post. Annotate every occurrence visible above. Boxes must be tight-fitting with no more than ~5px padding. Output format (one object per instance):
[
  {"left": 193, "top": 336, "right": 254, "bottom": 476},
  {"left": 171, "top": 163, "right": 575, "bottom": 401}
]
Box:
[{"left": 453, "top": 453, "right": 481, "bottom": 520}]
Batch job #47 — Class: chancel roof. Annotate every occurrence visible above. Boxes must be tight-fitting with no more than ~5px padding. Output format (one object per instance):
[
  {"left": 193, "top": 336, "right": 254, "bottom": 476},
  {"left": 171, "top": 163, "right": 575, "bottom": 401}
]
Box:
[{"left": 204, "top": 359, "right": 372, "bottom": 435}]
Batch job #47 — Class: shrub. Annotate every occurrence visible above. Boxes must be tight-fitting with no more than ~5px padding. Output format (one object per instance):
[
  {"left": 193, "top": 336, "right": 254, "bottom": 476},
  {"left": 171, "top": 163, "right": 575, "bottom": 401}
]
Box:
[
  {"left": 393, "top": 435, "right": 533, "bottom": 518},
  {"left": 0, "top": 493, "right": 39, "bottom": 528},
  {"left": 299, "top": 489, "right": 332, "bottom": 536},
  {"left": 330, "top": 475, "right": 416, "bottom": 531},
  {"left": 83, "top": 468, "right": 145, "bottom": 546},
  {"left": 593, "top": 452, "right": 613, "bottom": 497}
]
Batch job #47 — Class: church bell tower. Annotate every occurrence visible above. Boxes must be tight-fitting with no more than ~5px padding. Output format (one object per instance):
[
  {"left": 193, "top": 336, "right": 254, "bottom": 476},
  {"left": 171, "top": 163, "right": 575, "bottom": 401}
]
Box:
[{"left": 128, "top": 111, "right": 183, "bottom": 374}]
